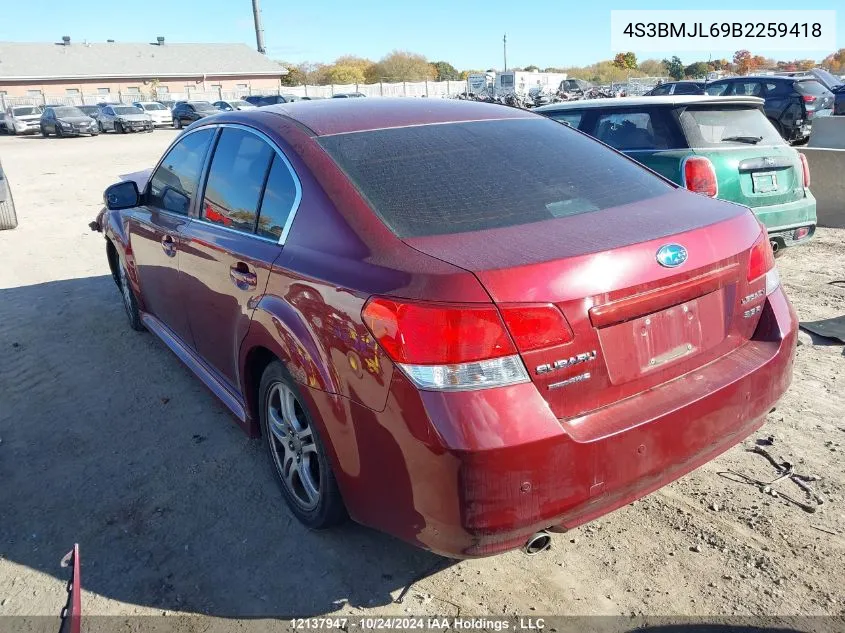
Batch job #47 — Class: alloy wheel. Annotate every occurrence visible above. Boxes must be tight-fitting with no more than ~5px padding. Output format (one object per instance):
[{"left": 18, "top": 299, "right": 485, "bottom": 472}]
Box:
[{"left": 266, "top": 382, "right": 321, "bottom": 511}]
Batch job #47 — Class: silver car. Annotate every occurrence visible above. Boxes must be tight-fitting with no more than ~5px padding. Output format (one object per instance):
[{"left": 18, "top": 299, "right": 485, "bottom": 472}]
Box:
[
  {"left": 98, "top": 104, "right": 153, "bottom": 133},
  {"left": 4, "top": 105, "right": 43, "bottom": 135}
]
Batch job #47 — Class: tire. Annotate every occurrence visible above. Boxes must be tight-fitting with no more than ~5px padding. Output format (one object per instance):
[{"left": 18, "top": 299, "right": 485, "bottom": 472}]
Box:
[
  {"left": 174, "top": 117, "right": 182, "bottom": 130},
  {"left": 259, "top": 361, "right": 346, "bottom": 529},
  {"left": 0, "top": 187, "right": 18, "bottom": 231},
  {"left": 55, "top": 126, "right": 64, "bottom": 138},
  {"left": 97, "top": 121, "right": 104, "bottom": 133},
  {"left": 40, "top": 125, "right": 48, "bottom": 137},
  {"left": 118, "top": 260, "right": 144, "bottom": 332},
  {"left": 115, "top": 121, "right": 124, "bottom": 134}
]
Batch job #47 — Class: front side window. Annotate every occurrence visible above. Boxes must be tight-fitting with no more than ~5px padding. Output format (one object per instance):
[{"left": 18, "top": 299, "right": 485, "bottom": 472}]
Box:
[
  {"left": 257, "top": 155, "right": 299, "bottom": 240},
  {"left": 651, "top": 84, "right": 671, "bottom": 96},
  {"left": 201, "top": 128, "right": 274, "bottom": 232},
  {"left": 594, "top": 111, "right": 672, "bottom": 150},
  {"left": 705, "top": 82, "right": 731, "bottom": 96},
  {"left": 734, "top": 82, "right": 764, "bottom": 97},
  {"left": 149, "top": 128, "right": 215, "bottom": 215}
]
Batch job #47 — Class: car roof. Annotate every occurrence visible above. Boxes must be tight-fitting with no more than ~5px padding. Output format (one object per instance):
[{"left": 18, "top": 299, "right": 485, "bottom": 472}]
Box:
[
  {"left": 535, "top": 95, "right": 764, "bottom": 111},
  {"left": 263, "top": 98, "right": 535, "bottom": 136}
]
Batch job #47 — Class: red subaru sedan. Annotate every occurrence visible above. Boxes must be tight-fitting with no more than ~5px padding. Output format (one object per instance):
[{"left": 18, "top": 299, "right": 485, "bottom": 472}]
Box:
[{"left": 94, "top": 99, "right": 797, "bottom": 558}]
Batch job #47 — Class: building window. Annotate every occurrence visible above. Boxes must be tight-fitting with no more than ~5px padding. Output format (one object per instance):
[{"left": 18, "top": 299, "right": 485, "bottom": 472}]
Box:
[
  {"left": 125, "top": 87, "right": 140, "bottom": 94},
  {"left": 236, "top": 84, "right": 248, "bottom": 90},
  {"left": 66, "top": 88, "right": 80, "bottom": 96},
  {"left": 97, "top": 88, "right": 111, "bottom": 95},
  {"left": 156, "top": 86, "right": 169, "bottom": 94},
  {"left": 27, "top": 90, "right": 42, "bottom": 97},
  {"left": 211, "top": 84, "right": 222, "bottom": 89}
]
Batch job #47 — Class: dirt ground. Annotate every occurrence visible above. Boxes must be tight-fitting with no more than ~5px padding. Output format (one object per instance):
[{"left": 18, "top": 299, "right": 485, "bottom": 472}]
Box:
[{"left": 0, "top": 131, "right": 844, "bottom": 627}]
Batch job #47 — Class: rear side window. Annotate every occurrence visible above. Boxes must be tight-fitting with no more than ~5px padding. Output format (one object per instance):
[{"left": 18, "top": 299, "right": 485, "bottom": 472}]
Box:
[
  {"left": 547, "top": 111, "right": 583, "bottom": 128},
  {"left": 674, "top": 83, "right": 702, "bottom": 95},
  {"left": 202, "top": 128, "right": 274, "bottom": 233},
  {"left": 256, "top": 155, "right": 299, "bottom": 240},
  {"left": 679, "top": 107, "right": 785, "bottom": 147},
  {"left": 650, "top": 84, "right": 672, "bottom": 96},
  {"left": 149, "top": 128, "right": 215, "bottom": 215},
  {"left": 318, "top": 118, "right": 672, "bottom": 239},
  {"left": 795, "top": 80, "right": 829, "bottom": 96},
  {"left": 733, "top": 82, "right": 764, "bottom": 97},
  {"left": 593, "top": 111, "right": 673, "bottom": 150}
]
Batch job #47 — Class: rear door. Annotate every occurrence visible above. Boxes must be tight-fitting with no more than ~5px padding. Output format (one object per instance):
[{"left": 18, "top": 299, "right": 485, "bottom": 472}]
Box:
[
  {"left": 678, "top": 105, "right": 806, "bottom": 211},
  {"left": 128, "top": 127, "right": 216, "bottom": 345},
  {"left": 179, "top": 125, "right": 298, "bottom": 390}
]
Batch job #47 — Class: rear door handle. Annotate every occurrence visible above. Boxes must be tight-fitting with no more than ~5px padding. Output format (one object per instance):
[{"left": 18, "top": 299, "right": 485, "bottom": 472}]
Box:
[
  {"left": 230, "top": 262, "right": 257, "bottom": 289},
  {"left": 161, "top": 235, "right": 176, "bottom": 257}
]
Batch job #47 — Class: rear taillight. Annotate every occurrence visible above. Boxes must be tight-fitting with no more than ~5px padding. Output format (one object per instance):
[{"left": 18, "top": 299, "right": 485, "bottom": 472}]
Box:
[
  {"left": 798, "top": 152, "right": 811, "bottom": 188},
  {"left": 682, "top": 156, "right": 718, "bottom": 197},
  {"left": 362, "top": 298, "right": 528, "bottom": 391},
  {"left": 802, "top": 95, "right": 817, "bottom": 103},
  {"left": 498, "top": 304, "right": 574, "bottom": 352},
  {"left": 747, "top": 234, "right": 779, "bottom": 295}
]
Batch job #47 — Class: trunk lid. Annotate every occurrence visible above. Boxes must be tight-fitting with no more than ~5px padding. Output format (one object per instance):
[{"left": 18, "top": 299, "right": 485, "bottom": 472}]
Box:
[
  {"left": 405, "top": 189, "right": 766, "bottom": 419},
  {"left": 702, "top": 144, "right": 805, "bottom": 208}
]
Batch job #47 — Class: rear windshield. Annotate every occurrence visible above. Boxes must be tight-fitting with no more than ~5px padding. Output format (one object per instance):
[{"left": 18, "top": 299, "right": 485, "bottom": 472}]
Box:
[
  {"left": 318, "top": 118, "right": 673, "bottom": 238},
  {"left": 795, "top": 80, "right": 829, "bottom": 96},
  {"left": 679, "top": 106, "right": 785, "bottom": 148}
]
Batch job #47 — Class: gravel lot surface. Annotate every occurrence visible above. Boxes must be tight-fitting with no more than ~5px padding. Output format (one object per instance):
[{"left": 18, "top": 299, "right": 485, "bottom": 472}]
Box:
[{"left": 0, "top": 131, "right": 843, "bottom": 629}]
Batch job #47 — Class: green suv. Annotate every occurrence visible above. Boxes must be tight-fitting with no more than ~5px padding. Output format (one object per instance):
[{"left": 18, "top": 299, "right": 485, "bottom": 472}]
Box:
[{"left": 536, "top": 96, "right": 816, "bottom": 254}]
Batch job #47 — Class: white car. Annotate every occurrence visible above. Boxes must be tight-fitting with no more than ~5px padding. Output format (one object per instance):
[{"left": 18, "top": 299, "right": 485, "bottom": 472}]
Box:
[
  {"left": 4, "top": 105, "right": 43, "bottom": 135},
  {"left": 132, "top": 101, "right": 173, "bottom": 127},
  {"left": 212, "top": 99, "right": 257, "bottom": 111}
]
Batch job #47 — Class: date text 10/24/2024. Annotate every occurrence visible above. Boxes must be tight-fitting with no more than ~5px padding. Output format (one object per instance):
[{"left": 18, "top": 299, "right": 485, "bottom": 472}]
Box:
[{"left": 290, "top": 617, "right": 548, "bottom": 630}]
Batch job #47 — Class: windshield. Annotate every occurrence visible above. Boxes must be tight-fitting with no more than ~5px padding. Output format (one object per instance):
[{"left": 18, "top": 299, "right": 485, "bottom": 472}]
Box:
[
  {"left": 318, "top": 118, "right": 672, "bottom": 238},
  {"left": 232, "top": 100, "right": 253, "bottom": 108},
  {"left": 795, "top": 80, "right": 830, "bottom": 96},
  {"left": 12, "top": 106, "right": 41, "bottom": 116},
  {"left": 55, "top": 107, "right": 85, "bottom": 117},
  {"left": 114, "top": 106, "right": 143, "bottom": 115},
  {"left": 679, "top": 106, "right": 785, "bottom": 147},
  {"left": 190, "top": 101, "right": 217, "bottom": 112},
  {"left": 141, "top": 103, "right": 166, "bottom": 111}
]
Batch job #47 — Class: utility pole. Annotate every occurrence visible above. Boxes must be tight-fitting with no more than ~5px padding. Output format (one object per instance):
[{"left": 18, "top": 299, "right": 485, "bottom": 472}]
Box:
[
  {"left": 252, "top": 0, "right": 266, "bottom": 54},
  {"left": 503, "top": 33, "right": 507, "bottom": 71}
]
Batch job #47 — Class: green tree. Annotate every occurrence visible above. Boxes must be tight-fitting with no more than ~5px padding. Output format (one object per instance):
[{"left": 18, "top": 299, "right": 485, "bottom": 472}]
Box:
[
  {"left": 683, "top": 61, "right": 710, "bottom": 78},
  {"left": 323, "top": 55, "right": 374, "bottom": 84},
  {"left": 613, "top": 52, "right": 637, "bottom": 70},
  {"left": 662, "top": 56, "right": 684, "bottom": 80},
  {"left": 368, "top": 50, "right": 435, "bottom": 82},
  {"left": 523, "top": 64, "right": 540, "bottom": 72},
  {"left": 430, "top": 61, "right": 460, "bottom": 81},
  {"left": 277, "top": 62, "right": 305, "bottom": 86}
]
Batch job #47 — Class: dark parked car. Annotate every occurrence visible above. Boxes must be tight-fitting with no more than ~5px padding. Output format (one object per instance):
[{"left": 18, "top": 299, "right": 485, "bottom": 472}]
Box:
[
  {"left": 93, "top": 99, "right": 796, "bottom": 558},
  {"left": 536, "top": 95, "right": 816, "bottom": 255},
  {"left": 171, "top": 101, "right": 219, "bottom": 129},
  {"left": 244, "top": 94, "right": 300, "bottom": 106},
  {"left": 775, "top": 69, "right": 845, "bottom": 116},
  {"left": 705, "top": 76, "right": 834, "bottom": 142},
  {"left": 0, "top": 158, "right": 17, "bottom": 230},
  {"left": 645, "top": 81, "right": 706, "bottom": 96},
  {"left": 39, "top": 105, "right": 99, "bottom": 137}
]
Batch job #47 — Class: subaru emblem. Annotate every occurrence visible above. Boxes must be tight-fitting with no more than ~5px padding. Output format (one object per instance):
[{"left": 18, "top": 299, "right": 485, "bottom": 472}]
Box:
[{"left": 656, "top": 244, "right": 688, "bottom": 268}]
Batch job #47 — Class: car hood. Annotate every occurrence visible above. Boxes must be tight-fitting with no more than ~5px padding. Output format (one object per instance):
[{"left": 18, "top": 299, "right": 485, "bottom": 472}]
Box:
[
  {"left": 13, "top": 114, "right": 41, "bottom": 122},
  {"left": 57, "top": 116, "right": 95, "bottom": 124}
]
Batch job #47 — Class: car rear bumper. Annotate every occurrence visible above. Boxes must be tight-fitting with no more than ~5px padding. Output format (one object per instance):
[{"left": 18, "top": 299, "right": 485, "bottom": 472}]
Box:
[
  {"left": 317, "top": 287, "right": 797, "bottom": 558},
  {"left": 753, "top": 193, "right": 816, "bottom": 246}
]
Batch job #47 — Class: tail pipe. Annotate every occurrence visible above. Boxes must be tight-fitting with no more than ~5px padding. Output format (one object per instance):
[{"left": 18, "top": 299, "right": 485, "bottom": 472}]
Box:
[
  {"left": 770, "top": 239, "right": 779, "bottom": 253},
  {"left": 522, "top": 530, "right": 552, "bottom": 555}
]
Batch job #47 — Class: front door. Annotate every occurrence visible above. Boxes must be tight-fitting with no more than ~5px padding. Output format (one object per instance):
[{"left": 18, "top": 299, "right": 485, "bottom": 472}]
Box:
[
  {"left": 180, "top": 126, "right": 300, "bottom": 390},
  {"left": 127, "top": 127, "right": 216, "bottom": 346}
]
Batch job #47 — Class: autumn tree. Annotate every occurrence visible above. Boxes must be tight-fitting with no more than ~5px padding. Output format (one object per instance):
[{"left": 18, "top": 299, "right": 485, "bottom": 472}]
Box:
[
  {"left": 733, "top": 50, "right": 756, "bottom": 75},
  {"left": 367, "top": 50, "right": 435, "bottom": 82},
  {"left": 278, "top": 63, "right": 305, "bottom": 86},
  {"left": 638, "top": 59, "right": 668, "bottom": 76},
  {"left": 662, "top": 56, "right": 684, "bottom": 80},
  {"left": 430, "top": 61, "right": 460, "bottom": 81},
  {"left": 822, "top": 49, "right": 845, "bottom": 73},
  {"left": 613, "top": 52, "right": 638, "bottom": 70},
  {"left": 322, "top": 56, "right": 374, "bottom": 84}
]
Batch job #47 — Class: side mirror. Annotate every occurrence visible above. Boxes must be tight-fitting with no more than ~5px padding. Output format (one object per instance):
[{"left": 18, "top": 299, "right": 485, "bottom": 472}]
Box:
[{"left": 104, "top": 181, "right": 139, "bottom": 210}]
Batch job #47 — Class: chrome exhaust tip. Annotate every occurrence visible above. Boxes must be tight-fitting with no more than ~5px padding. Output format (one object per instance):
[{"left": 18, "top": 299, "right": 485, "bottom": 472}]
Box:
[
  {"left": 522, "top": 530, "right": 552, "bottom": 555},
  {"left": 770, "top": 240, "right": 779, "bottom": 252}
]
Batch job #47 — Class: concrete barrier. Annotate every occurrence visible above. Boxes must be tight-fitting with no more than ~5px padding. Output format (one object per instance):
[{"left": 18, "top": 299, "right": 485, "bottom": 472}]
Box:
[{"left": 803, "top": 148, "right": 845, "bottom": 229}]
